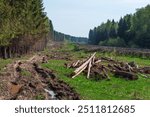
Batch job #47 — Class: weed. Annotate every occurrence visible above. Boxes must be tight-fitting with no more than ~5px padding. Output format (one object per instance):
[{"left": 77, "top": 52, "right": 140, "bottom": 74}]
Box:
[{"left": 35, "top": 94, "right": 45, "bottom": 100}]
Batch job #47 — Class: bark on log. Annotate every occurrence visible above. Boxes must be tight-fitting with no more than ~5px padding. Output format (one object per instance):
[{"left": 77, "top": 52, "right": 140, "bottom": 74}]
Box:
[
  {"left": 114, "top": 70, "right": 138, "bottom": 80},
  {"left": 102, "top": 67, "right": 110, "bottom": 80}
]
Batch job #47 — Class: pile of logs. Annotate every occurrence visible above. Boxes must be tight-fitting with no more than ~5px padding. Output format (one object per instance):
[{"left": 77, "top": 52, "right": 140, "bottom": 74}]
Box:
[{"left": 66, "top": 53, "right": 150, "bottom": 80}]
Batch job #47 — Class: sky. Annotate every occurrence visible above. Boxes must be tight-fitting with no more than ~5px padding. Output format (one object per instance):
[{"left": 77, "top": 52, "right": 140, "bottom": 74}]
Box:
[{"left": 43, "top": 0, "right": 150, "bottom": 37}]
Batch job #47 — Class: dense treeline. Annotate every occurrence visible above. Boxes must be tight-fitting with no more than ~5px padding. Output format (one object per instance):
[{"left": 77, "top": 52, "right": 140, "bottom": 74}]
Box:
[
  {"left": 88, "top": 5, "right": 150, "bottom": 49},
  {"left": 54, "top": 31, "right": 88, "bottom": 44},
  {"left": 0, "top": 0, "right": 52, "bottom": 58}
]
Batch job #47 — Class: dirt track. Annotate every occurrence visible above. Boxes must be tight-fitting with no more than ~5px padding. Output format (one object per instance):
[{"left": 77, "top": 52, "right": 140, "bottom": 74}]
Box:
[{"left": 0, "top": 54, "right": 80, "bottom": 100}]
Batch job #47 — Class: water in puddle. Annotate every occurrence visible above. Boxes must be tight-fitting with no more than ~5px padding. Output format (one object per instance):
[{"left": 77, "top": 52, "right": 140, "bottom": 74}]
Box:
[{"left": 44, "top": 89, "right": 58, "bottom": 100}]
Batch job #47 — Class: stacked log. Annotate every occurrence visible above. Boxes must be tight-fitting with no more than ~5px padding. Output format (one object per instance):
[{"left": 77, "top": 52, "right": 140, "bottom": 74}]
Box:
[
  {"left": 67, "top": 53, "right": 150, "bottom": 81},
  {"left": 66, "top": 53, "right": 110, "bottom": 80}
]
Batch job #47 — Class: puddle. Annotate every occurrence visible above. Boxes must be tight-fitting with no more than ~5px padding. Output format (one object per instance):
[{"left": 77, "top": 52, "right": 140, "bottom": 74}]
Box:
[{"left": 44, "top": 89, "right": 58, "bottom": 100}]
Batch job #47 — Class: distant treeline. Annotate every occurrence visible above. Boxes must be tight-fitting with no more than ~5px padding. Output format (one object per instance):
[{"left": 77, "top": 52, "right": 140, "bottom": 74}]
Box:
[
  {"left": 0, "top": 0, "right": 53, "bottom": 59},
  {"left": 53, "top": 31, "right": 88, "bottom": 44},
  {"left": 88, "top": 5, "right": 150, "bottom": 49}
]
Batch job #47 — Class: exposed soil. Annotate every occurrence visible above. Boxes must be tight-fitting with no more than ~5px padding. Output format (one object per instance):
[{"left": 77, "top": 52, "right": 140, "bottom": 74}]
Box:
[
  {"left": 0, "top": 54, "right": 80, "bottom": 100},
  {"left": 0, "top": 42, "right": 150, "bottom": 100},
  {"left": 79, "top": 44, "right": 150, "bottom": 58}
]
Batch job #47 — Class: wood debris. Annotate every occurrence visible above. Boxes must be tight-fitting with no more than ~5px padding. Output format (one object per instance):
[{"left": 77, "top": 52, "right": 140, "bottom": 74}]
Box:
[{"left": 66, "top": 53, "right": 150, "bottom": 81}]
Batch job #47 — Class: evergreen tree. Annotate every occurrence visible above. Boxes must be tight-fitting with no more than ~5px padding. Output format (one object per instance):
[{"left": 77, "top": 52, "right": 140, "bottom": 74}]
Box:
[
  {"left": 88, "top": 4, "right": 150, "bottom": 48},
  {"left": 0, "top": 0, "right": 51, "bottom": 58},
  {"left": 131, "top": 5, "right": 150, "bottom": 48}
]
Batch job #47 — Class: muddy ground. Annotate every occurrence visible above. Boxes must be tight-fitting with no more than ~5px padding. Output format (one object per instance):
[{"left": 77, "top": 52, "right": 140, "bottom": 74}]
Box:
[{"left": 0, "top": 53, "right": 80, "bottom": 100}]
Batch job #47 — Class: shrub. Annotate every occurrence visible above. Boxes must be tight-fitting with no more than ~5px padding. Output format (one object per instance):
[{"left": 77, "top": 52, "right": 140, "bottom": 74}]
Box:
[{"left": 99, "top": 37, "right": 126, "bottom": 47}]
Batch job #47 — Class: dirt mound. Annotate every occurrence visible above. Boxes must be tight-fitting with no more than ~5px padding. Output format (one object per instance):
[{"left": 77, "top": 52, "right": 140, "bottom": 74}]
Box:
[{"left": 0, "top": 55, "right": 80, "bottom": 100}]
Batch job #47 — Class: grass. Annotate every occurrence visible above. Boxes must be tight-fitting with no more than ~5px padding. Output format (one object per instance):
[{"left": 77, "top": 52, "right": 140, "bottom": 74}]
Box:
[
  {"left": 42, "top": 59, "right": 150, "bottom": 100},
  {"left": 0, "top": 59, "right": 12, "bottom": 72},
  {"left": 35, "top": 94, "right": 45, "bottom": 100},
  {"left": 0, "top": 54, "right": 36, "bottom": 72},
  {"left": 0, "top": 43, "right": 149, "bottom": 100},
  {"left": 41, "top": 43, "right": 150, "bottom": 100},
  {"left": 97, "top": 51, "right": 150, "bottom": 66}
]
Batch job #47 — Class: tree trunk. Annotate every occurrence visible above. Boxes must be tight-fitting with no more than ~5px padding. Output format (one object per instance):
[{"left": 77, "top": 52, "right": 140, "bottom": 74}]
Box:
[
  {"left": 3, "top": 46, "right": 8, "bottom": 59},
  {"left": 8, "top": 47, "right": 12, "bottom": 58},
  {"left": 0, "top": 47, "right": 2, "bottom": 57}
]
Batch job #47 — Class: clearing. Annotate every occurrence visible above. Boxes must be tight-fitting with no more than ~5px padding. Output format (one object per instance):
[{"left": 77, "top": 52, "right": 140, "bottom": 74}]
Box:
[{"left": 0, "top": 42, "right": 150, "bottom": 100}]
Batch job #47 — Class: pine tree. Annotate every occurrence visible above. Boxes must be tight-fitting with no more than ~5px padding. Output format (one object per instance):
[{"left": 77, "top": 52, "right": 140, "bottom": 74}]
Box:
[{"left": 0, "top": 0, "right": 51, "bottom": 58}]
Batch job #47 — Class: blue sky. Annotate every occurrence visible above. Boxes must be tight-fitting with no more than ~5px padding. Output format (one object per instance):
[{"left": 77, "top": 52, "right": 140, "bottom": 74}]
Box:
[{"left": 43, "top": 0, "right": 150, "bottom": 37}]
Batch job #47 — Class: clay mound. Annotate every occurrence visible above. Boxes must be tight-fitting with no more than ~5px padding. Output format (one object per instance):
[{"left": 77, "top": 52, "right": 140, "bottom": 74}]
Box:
[{"left": 0, "top": 55, "right": 80, "bottom": 100}]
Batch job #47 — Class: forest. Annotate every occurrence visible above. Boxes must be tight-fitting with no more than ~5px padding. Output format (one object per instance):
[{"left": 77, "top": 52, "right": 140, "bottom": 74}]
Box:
[
  {"left": 0, "top": 0, "right": 53, "bottom": 59},
  {"left": 0, "top": 0, "right": 150, "bottom": 100},
  {"left": 0, "top": 0, "right": 88, "bottom": 59},
  {"left": 1, "top": 1, "right": 149, "bottom": 60},
  {"left": 88, "top": 5, "right": 150, "bottom": 49},
  {"left": 53, "top": 31, "right": 88, "bottom": 44}
]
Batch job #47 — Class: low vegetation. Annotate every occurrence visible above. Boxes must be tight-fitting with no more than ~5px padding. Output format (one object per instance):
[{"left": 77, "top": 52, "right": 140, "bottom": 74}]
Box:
[
  {"left": 0, "top": 59, "right": 12, "bottom": 71},
  {"left": 41, "top": 43, "right": 150, "bottom": 100}
]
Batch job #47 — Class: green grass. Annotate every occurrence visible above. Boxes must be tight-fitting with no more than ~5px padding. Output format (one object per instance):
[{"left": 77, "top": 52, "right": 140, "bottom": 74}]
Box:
[
  {"left": 97, "top": 52, "right": 150, "bottom": 66},
  {"left": 116, "top": 56, "right": 150, "bottom": 66},
  {"left": 41, "top": 43, "right": 150, "bottom": 100},
  {"left": 0, "top": 59, "right": 12, "bottom": 71},
  {"left": 42, "top": 59, "right": 150, "bottom": 100},
  {"left": 0, "top": 43, "right": 149, "bottom": 100},
  {"left": 35, "top": 94, "right": 45, "bottom": 100}
]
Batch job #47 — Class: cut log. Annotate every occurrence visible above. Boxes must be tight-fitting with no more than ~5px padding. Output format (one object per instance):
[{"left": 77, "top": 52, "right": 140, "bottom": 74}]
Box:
[
  {"left": 141, "top": 67, "right": 150, "bottom": 74},
  {"left": 87, "top": 60, "right": 92, "bottom": 79},
  {"left": 127, "top": 64, "right": 133, "bottom": 72},
  {"left": 128, "top": 61, "right": 138, "bottom": 68},
  {"left": 114, "top": 64, "right": 122, "bottom": 71},
  {"left": 95, "top": 60, "right": 102, "bottom": 64},
  {"left": 72, "top": 65, "right": 88, "bottom": 78},
  {"left": 108, "top": 64, "right": 120, "bottom": 71},
  {"left": 92, "top": 56, "right": 95, "bottom": 64},
  {"left": 101, "top": 57, "right": 117, "bottom": 63},
  {"left": 74, "top": 52, "right": 96, "bottom": 74},
  {"left": 114, "top": 70, "right": 138, "bottom": 80},
  {"left": 73, "top": 60, "right": 80, "bottom": 67},
  {"left": 102, "top": 67, "right": 110, "bottom": 80}
]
